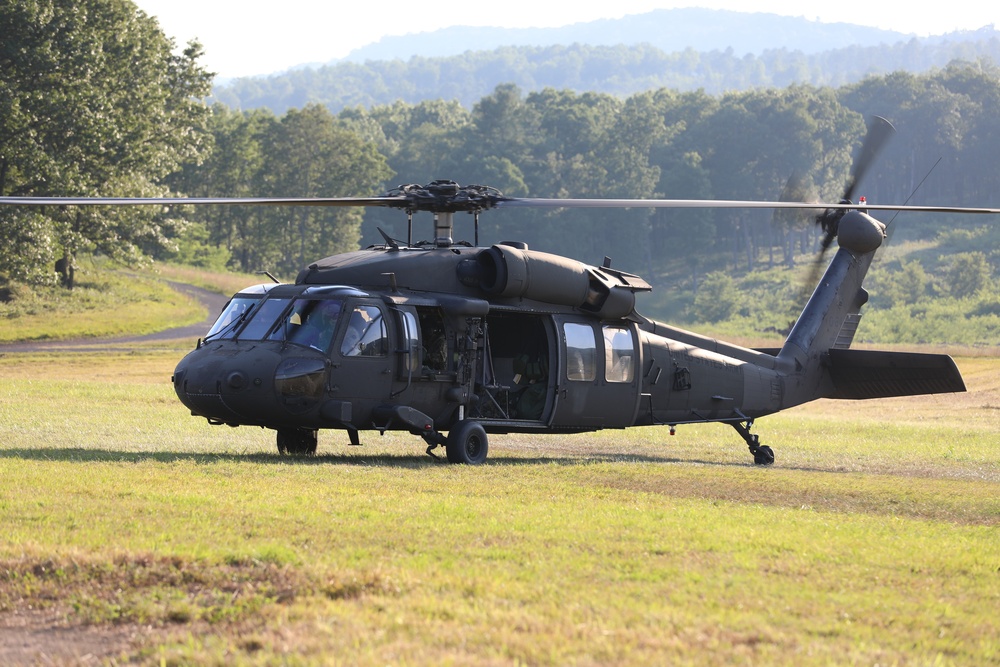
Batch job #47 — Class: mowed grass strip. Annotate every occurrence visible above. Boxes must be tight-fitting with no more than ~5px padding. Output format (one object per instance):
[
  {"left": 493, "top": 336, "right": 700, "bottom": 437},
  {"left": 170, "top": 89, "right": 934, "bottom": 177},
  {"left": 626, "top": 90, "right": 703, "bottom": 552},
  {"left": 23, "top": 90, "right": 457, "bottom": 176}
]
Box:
[{"left": 0, "top": 351, "right": 998, "bottom": 665}]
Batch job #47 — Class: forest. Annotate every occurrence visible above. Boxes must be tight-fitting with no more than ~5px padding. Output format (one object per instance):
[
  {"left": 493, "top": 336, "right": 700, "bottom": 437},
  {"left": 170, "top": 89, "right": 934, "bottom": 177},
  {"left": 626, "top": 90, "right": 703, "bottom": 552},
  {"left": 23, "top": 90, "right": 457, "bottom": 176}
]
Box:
[
  {"left": 2, "top": 1, "right": 998, "bottom": 343},
  {"left": 212, "top": 37, "right": 1000, "bottom": 114},
  {"left": 178, "top": 65, "right": 1000, "bottom": 274}
]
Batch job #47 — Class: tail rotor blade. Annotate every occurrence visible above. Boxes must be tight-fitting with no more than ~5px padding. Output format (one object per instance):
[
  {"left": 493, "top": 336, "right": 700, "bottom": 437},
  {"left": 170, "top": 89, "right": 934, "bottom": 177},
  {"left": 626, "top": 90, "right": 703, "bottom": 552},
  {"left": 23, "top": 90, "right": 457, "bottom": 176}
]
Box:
[
  {"left": 844, "top": 115, "right": 896, "bottom": 203},
  {"left": 800, "top": 115, "right": 895, "bottom": 312},
  {"left": 814, "top": 115, "right": 896, "bottom": 248}
]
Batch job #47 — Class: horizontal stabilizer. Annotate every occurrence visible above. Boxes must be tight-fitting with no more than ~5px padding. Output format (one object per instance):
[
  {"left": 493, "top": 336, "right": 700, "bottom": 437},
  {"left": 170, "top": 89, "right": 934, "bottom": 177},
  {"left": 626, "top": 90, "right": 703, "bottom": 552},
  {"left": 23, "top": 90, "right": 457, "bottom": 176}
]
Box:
[{"left": 825, "top": 349, "right": 966, "bottom": 400}]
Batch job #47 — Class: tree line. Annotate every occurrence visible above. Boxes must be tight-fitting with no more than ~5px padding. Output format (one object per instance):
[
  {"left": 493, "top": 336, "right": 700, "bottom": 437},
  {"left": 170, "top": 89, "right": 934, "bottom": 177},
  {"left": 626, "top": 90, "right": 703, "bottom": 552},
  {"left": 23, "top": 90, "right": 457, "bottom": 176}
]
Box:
[
  {"left": 191, "top": 62, "right": 1000, "bottom": 281},
  {"left": 2, "top": 0, "right": 999, "bottom": 294}
]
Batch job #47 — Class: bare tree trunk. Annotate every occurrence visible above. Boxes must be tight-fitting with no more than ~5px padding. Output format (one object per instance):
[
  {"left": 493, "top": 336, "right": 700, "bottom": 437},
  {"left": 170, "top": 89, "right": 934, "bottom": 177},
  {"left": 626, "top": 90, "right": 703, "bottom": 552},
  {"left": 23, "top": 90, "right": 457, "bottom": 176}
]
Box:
[{"left": 741, "top": 216, "right": 754, "bottom": 271}]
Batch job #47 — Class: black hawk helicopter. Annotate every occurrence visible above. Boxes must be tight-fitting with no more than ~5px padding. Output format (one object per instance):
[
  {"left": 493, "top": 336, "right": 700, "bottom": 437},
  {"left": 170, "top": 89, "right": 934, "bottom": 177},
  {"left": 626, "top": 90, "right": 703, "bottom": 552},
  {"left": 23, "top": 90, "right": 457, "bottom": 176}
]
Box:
[{"left": 3, "top": 118, "right": 995, "bottom": 465}]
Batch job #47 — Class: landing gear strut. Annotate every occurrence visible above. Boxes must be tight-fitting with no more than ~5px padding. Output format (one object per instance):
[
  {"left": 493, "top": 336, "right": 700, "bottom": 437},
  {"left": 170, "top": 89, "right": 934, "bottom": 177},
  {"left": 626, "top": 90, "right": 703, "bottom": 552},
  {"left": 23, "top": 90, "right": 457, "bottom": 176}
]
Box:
[{"left": 730, "top": 419, "right": 774, "bottom": 466}]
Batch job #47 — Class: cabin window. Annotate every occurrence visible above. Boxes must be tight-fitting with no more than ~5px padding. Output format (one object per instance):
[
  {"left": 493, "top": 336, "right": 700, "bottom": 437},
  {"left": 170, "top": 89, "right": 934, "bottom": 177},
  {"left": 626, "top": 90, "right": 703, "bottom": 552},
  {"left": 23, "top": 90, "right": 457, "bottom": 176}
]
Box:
[
  {"left": 340, "top": 305, "right": 389, "bottom": 357},
  {"left": 205, "top": 297, "right": 259, "bottom": 340},
  {"left": 563, "top": 323, "right": 596, "bottom": 382},
  {"left": 603, "top": 325, "right": 635, "bottom": 383}
]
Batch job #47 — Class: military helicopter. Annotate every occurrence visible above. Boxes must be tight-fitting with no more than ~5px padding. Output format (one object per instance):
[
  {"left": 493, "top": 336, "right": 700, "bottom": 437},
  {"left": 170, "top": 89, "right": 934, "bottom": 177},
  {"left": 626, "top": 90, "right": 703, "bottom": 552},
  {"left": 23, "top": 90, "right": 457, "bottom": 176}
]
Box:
[{"left": 3, "top": 119, "right": 996, "bottom": 465}]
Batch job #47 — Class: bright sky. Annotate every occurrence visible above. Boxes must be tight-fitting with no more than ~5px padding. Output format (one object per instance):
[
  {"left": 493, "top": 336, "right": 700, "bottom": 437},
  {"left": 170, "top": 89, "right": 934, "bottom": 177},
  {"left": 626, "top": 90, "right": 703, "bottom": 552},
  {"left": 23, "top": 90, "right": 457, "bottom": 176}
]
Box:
[{"left": 133, "top": 0, "right": 999, "bottom": 78}]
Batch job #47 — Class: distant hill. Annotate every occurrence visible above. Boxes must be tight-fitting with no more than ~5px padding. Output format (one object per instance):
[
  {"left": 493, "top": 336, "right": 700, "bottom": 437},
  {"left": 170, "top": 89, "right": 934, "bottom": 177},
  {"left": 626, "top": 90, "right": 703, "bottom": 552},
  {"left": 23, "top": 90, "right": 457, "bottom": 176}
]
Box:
[
  {"left": 211, "top": 10, "right": 1000, "bottom": 115},
  {"left": 340, "top": 8, "right": 913, "bottom": 63}
]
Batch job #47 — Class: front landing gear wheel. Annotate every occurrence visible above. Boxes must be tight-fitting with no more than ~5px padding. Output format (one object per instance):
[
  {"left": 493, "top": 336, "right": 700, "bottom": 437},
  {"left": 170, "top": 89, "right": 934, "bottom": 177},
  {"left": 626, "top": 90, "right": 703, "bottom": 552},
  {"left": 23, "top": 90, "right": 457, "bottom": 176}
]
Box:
[
  {"left": 277, "top": 428, "right": 318, "bottom": 456},
  {"left": 446, "top": 421, "right": 488, "bottom": 465}
]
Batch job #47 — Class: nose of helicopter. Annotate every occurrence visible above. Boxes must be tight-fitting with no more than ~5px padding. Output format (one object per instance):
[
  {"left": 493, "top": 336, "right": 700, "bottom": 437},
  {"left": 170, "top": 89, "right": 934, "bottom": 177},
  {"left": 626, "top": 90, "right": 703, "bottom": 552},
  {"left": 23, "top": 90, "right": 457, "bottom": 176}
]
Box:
[{"left": 172, "top": 342, "right": 291, "bottom": 425}]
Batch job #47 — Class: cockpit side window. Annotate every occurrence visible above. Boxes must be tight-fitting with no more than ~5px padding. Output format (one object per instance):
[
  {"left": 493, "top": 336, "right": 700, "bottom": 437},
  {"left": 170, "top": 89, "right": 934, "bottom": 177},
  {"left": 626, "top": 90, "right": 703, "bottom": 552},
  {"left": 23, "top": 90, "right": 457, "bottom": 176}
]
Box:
[
  {"left": 399, "top": 310, "right": 421, "bottom": 374},
  {"left": 340, "top": 305, "right": 389, "bottom": 357}
]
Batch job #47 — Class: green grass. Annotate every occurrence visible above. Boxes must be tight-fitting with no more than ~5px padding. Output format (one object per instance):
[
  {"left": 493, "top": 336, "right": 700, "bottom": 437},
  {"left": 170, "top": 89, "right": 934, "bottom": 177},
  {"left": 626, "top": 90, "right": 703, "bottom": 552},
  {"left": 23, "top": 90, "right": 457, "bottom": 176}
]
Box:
[
  {"left": 0, "top": 261, "right": 272, "bottom": 345},
  {"left": 0, "top": 259, "right": 206, "bottom": 343},
  {"left": 156, "top": 262, "right": 266, "bottom": 297},
  {"left": 0, "top": 350, "right": 998, "bottom": 665}
]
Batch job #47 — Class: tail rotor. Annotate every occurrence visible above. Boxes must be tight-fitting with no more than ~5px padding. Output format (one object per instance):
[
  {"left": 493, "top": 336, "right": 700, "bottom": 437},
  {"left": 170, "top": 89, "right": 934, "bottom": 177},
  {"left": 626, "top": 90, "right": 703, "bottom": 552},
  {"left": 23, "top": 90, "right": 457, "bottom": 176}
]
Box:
[{"left": 814, "top": 115, "right": 896, "bottom": 252}]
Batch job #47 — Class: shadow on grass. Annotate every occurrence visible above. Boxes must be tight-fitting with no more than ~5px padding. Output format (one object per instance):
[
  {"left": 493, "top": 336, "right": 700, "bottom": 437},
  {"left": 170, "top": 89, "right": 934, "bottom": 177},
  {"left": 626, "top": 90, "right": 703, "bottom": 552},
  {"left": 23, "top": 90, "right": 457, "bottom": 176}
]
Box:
[{"left": 0, "top": 447, "right": 723, "bottom": 468}]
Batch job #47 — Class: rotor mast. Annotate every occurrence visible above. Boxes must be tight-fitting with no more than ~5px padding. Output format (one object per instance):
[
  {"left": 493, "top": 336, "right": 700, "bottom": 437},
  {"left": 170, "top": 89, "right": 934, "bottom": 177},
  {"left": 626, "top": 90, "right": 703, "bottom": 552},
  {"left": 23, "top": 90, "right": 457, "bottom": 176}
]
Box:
[{"left": 434, "top": 212, "right": 455, "bottom": 247}]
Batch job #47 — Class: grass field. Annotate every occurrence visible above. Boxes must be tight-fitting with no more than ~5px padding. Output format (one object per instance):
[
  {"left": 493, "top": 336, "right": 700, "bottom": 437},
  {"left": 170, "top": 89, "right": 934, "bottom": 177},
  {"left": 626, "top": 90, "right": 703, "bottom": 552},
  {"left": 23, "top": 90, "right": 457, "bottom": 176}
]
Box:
[
  {"left": 0, "top": 261, "right": 263, "bottom": 344},
  {"left": 0, "top": 343, "right": 997, "bottom": 665},
  {"left": 0, "top": 261, "right": 205, "bottom": 344}
]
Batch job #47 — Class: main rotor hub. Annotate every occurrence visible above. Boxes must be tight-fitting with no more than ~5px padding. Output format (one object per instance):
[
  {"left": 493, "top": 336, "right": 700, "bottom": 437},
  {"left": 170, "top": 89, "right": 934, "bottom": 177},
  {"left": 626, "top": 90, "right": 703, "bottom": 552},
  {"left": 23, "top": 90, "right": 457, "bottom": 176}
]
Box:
[{"left": 382, "top": 180, "right": 506, "bottom": 214}]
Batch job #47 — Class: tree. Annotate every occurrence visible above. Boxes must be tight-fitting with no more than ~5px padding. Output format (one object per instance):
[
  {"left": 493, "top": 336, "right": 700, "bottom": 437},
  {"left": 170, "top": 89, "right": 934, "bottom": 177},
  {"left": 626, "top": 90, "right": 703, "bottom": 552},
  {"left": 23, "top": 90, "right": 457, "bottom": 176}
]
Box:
[
  {"left": 874, "top": 259, "right": 930, "bottom": 307},
  {"left": 261, "top": 104, "right": 392, "bottom": 275},
  {"left": 683, "top": 86, "right": 863, "bottom": 270},
  {"left": 167, "top": 105, "right": 279, "bottom": 272},
  {"left": 693, "top": 271, "right": 741, "bottom": 322},
  {"left": 168, "top": 103, "right": 394, "bottom": 275},
  {"left": 947, "top": 252, "right": 991, "bottom": 298},
  {"left": 653, "top": 151, "right": 715, "bottom": 274},
  {"left": 0, "top": 0, "right": 212, "bottom": 286}
]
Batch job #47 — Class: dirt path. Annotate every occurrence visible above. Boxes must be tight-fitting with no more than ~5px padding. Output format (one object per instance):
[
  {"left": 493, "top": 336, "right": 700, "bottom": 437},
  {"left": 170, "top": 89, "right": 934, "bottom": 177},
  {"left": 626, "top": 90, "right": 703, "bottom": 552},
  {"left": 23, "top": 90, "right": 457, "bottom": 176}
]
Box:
[
  {"left": 0, "top": 609, "right": 144, "bottom": 666},
  {"left": 0, "top": 281, "right": 229, "bottom": 352}
]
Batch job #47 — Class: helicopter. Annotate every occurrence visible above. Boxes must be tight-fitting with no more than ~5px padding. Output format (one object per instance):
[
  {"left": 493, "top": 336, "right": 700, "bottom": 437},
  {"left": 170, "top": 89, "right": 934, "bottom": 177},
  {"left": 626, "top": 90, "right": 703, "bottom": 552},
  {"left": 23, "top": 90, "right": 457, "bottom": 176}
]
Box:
[{"left": 2, "top": 119, "right": 996, "bottom": 465}]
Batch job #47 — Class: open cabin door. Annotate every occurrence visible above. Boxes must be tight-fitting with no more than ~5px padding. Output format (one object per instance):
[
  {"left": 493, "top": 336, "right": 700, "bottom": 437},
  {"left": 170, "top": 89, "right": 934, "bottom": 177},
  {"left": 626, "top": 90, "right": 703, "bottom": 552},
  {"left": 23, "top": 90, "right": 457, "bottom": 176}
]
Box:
[{"left": 471, "top": 311, "right": 555, "bottom": 425}]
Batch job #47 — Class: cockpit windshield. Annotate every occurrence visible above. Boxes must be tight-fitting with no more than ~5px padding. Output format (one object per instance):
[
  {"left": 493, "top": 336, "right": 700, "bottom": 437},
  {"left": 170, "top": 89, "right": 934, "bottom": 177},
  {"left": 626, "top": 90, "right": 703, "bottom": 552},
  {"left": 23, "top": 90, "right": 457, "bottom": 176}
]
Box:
[
  {"left": 269, "top": 298, "right": 345, "bottom": 351},
  {"left": 203, "top": 292, "right": 350, "bottom": 352},
  {"left": 205, "top": 297, "right": 259, "bottom": 340},
  {"left": 237, "top": 297, "right": 292, "bottom": 340}
]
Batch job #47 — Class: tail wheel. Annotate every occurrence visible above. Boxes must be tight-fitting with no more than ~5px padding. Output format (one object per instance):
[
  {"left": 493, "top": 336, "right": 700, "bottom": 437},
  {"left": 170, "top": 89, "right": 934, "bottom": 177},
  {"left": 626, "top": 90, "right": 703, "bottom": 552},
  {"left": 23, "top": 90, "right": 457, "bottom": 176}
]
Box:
[
  {"left": 446, "top": 421, "right": 488, "bottom": 465},
  {"left": 753, "top": 445, "right": 775, "bottom": 466},
  {"left": 277, "top": 428, "right": 318, "bottom": 456}
]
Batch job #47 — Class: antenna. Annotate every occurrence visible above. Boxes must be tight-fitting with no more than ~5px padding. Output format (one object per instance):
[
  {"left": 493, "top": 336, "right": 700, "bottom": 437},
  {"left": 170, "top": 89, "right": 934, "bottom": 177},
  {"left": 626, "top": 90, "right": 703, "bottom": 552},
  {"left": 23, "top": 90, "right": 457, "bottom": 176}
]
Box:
[{"left": 257, "top": 270, "right": 280, "bottom": 284}]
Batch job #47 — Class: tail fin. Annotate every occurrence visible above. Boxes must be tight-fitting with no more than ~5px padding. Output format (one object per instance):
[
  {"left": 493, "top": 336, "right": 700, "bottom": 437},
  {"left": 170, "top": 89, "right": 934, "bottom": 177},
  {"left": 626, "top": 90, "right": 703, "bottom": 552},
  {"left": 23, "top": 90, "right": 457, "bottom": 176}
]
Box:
[
  {"left": 778, "top": 210, "right": 884, "bottom": 373},
  {"left": 776, "top": 210, "right": 965, "bottom": 405}
]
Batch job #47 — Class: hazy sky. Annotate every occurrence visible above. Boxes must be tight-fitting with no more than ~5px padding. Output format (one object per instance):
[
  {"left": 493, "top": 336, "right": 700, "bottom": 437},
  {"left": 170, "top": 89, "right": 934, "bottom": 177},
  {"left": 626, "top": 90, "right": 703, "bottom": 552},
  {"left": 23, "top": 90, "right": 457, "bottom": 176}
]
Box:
[{"left": 132, "top": 0, "right": 999, "bottom": 78}]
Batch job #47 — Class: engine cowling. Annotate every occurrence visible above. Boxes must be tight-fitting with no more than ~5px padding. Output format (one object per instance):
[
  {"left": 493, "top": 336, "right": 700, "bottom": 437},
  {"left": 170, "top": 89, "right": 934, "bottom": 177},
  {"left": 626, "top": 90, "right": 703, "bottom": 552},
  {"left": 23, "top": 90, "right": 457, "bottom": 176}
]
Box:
[{"left": 469, "top": 244, "right": 646, "bottom": 319}]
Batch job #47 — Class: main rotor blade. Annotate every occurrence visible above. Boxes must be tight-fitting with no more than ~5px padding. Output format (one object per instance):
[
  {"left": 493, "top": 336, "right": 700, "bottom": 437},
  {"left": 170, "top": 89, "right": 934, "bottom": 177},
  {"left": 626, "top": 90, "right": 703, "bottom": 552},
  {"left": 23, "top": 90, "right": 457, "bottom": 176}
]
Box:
[
  {"left": 0, "top": 196, "right": 407, "bottom": 207},
  {"left": 2, "top": 194, "right": 1000, "bottom": 215},
  {"left": 496, "top": 198, "right": 1000, "bottom": 215}
]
